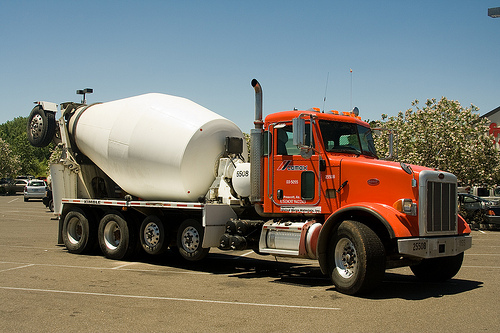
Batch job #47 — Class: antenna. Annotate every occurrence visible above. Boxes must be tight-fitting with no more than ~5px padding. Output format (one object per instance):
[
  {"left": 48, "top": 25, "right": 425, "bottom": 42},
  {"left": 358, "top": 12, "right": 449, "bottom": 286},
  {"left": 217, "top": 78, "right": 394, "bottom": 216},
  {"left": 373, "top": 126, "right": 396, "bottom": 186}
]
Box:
[
  {"left": 350, "top": 69, "right": 353, "bottom": 110},
  {"left": 322, "top": 72, "right": 329, "bottom": 113}
]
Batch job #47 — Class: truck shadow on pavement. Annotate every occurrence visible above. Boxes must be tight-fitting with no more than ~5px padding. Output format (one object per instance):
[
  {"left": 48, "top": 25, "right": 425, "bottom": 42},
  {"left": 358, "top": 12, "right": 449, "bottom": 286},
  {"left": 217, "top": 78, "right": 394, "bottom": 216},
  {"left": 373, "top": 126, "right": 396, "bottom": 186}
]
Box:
[
  {"left": 366, "top": 273, "right": 483, "bottom": 300},
  {"left": 136, "top": 250, "right": 483, "bottom": 300}
]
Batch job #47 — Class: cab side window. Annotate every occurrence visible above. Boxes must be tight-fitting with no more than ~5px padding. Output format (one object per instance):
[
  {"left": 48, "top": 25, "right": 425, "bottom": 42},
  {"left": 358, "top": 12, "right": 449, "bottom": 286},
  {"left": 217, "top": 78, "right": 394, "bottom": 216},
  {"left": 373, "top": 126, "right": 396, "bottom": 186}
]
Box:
[
  {"left": 276, "top": 127, "right": 291, "bottom": 155},
  {"left": 276, "top": 124, "right": 312, "bottom": 156}
]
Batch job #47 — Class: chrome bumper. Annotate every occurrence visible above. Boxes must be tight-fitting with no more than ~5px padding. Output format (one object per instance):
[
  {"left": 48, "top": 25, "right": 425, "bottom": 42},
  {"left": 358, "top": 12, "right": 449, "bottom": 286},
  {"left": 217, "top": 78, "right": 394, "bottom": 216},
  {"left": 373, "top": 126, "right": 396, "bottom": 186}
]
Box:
[{"left": 397, "top": 235, "right": 472, "bottom": 259}]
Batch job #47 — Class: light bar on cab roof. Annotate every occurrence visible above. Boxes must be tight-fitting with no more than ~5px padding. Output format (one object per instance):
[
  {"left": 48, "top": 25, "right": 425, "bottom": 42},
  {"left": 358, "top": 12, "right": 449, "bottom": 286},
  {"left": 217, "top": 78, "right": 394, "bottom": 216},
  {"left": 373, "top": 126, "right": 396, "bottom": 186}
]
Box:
[{"left": 329, "top": 109, "right": 361, "bottom": 120}]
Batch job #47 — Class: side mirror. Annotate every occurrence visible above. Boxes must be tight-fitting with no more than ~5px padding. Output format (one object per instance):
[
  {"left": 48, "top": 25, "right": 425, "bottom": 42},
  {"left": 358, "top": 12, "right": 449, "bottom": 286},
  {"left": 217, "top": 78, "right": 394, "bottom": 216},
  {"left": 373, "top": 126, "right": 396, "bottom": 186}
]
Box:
[
  {"left": 387, "top": 131, "right": 397, "bottom": 160},
  {"left": 372, "top": 128, "right": 397, "bottom": 160},
  {"left": 292, "top": 117, "right": 305, "bottom": 146},
  {"left": 293, "top": 117, "right": 313, "bottom": 159}
]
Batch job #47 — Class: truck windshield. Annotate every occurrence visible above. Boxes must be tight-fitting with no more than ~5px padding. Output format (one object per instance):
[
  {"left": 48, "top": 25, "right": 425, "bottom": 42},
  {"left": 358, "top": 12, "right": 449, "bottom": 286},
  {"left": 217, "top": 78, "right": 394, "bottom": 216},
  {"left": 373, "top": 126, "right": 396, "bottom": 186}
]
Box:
[{"left": 319, "top": 120, "right": 378, "bottom": 158}]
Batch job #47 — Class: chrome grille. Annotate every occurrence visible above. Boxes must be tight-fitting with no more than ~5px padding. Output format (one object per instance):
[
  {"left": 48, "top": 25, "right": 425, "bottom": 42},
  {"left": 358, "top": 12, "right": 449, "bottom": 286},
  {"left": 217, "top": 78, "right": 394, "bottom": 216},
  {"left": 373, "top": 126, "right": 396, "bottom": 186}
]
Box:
[
  {"left": 419, "top": 170, "right": 458, "bottom": 235},
  {"left": 426, "top": 181, "right": 457, "bottom": 232}
]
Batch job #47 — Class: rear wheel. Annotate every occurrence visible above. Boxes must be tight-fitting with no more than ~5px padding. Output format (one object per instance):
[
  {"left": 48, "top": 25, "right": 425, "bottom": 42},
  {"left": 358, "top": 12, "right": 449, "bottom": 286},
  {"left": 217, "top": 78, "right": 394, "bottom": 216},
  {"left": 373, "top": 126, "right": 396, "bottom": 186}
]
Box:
[
  {"left": 410, "top": 252, "right": 464, "bottom": 282},
  {"left": 98, "top": 213, "right": 137, "bottom": 260},
  {"left": 27, "top": 105, "right": 56, "bottom": 147},
  {"left": 328, "top": 220, "right": 386, "bottom": 295},
  {"left": 62, "top": 208, "right": 96, "bottom": 254},
  {"left": 140, "top": 215, "right": 169, "bottom": 255},
  {"left": 176, "top": 219, "right": 209, "bottom": 261}
]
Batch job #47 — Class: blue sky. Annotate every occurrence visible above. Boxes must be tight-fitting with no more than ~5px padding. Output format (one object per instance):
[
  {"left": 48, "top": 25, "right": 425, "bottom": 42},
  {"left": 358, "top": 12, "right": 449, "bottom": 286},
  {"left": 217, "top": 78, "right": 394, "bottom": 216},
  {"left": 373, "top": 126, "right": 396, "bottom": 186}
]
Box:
[{"left": 1, "top": 1, "right": 498, "bottom": 133}]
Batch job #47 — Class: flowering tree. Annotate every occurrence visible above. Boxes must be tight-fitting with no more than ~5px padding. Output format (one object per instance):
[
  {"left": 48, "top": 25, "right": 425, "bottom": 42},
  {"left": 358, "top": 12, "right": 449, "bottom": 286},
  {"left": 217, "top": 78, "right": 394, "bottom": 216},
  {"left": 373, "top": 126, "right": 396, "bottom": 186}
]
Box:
[
  {"left": 0, "top": 138, "right": 21, "bottom": 178},
  {"left": 372, "top": 97, "right": 500, "bottom": 186}
]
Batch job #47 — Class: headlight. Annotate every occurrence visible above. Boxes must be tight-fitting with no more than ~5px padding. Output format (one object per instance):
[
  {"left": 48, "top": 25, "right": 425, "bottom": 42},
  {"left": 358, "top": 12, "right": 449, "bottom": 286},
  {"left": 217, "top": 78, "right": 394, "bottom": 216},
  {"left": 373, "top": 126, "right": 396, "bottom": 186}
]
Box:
[{"left": 393, "top": 198, "right": 417, "bottom": 216}]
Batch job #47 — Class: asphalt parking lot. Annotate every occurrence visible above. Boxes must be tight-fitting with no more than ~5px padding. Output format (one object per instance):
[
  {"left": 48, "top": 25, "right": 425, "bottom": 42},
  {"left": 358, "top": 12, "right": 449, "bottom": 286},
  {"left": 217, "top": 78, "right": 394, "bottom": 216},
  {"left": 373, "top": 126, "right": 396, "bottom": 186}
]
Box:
[{"left": 1, "top": 195, "right": 499, "bottom": 332}]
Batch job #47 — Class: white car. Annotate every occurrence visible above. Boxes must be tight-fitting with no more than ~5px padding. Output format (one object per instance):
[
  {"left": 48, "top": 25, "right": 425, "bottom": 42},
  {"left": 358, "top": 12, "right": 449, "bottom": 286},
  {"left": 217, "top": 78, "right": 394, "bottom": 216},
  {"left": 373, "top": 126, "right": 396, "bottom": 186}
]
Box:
[{"left": 24, "top": 179, "right": 47, "bottom": 201}]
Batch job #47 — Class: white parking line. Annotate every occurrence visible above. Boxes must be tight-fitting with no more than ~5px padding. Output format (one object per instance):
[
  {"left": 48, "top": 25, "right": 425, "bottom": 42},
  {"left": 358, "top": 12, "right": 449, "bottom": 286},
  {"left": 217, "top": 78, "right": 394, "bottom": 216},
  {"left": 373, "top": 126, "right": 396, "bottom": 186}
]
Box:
[
  {"left": 0, "top": 245, "right": 62, "bottom": 251},
  {"left": 0, "top": 261, "right": 210, "bottom": 275},
  {"left": 7, "top": 197, "right": 20, "bottom": 204},
  {"left": 232, "top": 251, "right": 254, "bottom": 259},
  {"left": 111, "top": 263, "right": 137, "bottom": 269},
  {"left": 0, "top": 286, "right": 341, "bottom": 310},
  {"left": 0, "top": 264, "right": 34, "bottom": 273}
]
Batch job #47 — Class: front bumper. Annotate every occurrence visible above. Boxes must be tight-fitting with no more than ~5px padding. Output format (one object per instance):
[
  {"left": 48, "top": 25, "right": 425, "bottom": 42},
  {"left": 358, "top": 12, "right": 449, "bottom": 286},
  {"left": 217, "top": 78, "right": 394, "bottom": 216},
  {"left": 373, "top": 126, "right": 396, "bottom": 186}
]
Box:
[{"left": 397, "top": 235, "right": 472, "bottom": 259}]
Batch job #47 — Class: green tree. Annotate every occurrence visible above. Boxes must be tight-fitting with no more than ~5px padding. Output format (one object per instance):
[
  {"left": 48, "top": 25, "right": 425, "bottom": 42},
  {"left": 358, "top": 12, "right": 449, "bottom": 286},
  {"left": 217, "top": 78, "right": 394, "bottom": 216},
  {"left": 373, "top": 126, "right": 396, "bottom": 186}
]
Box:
[
  {"left": 0, "top": 116, "right": 53, "bottom": 177},
  {"left": 372, "top": 97, "right": 500, "bottom": 186}
]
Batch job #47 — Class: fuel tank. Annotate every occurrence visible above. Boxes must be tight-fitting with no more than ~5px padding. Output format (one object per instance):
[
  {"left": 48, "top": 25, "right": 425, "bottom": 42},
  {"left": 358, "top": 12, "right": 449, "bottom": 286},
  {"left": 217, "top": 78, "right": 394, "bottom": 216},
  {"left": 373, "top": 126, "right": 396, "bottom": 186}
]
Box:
[{"left": 68, "top": 93, "right": 243, "bottom": 201}]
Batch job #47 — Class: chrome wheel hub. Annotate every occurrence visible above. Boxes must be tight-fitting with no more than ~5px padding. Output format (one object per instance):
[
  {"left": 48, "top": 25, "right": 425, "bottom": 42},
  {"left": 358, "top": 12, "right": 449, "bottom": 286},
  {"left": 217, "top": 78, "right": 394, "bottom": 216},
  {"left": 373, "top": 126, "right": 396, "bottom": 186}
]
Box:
[
  {"left": 143, "top": 222, "right": 160, "bottom": 247},
  {"left": 181, "top": 226, "right": 200, "bottom": 253},
  {"left": 334, "top": 238, "right": 357, "bottom": 279},
  {"left": 29, "top": 114, "right": 44, "bottom": 140}
]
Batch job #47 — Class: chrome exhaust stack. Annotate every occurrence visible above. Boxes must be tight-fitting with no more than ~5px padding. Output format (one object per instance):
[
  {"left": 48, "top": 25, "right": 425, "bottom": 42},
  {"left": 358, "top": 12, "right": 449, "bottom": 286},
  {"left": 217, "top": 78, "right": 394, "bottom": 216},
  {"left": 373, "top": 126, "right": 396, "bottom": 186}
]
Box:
[{"left": 250, "top": 79, "right": 263, "bottom": 203}]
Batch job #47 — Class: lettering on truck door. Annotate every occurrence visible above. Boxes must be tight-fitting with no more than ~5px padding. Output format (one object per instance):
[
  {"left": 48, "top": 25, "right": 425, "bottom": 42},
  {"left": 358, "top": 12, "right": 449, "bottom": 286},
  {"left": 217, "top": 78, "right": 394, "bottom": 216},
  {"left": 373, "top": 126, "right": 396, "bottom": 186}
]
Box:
[{"left": 271, "top": 124, "right": 321, "bottom": 214}]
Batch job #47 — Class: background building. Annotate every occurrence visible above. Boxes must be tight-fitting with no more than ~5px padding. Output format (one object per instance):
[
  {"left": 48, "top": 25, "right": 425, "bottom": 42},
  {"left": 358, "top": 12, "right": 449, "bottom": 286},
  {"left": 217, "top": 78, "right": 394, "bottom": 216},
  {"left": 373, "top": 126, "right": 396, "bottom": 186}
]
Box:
[{"left": 483, "top": 106, "right": 500, "bottom": 150}]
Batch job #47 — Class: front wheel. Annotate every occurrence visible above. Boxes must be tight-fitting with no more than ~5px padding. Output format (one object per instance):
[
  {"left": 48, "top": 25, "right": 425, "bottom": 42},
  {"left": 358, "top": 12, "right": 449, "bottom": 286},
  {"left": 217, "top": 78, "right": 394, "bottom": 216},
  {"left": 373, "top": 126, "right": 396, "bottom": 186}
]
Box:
[
  {"left": 98, "top": 213, "right": 137, "bottom": 260},
  {"left": 328, "top": 220, "right": 386, "bottom": 295},
  {"left": 176, "top": 219, "right": 209, "bottom": 261},
  {"left": 410, "top": 252, "right": 464, "bottom": 282}
]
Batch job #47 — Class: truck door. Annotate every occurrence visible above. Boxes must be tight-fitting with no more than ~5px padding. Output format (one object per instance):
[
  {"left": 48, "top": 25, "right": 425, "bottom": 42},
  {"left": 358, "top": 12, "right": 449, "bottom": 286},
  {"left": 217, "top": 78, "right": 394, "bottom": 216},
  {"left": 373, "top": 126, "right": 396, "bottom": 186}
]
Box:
[{"left": 270, "top": 123, "right": 321, "bottom": 214}]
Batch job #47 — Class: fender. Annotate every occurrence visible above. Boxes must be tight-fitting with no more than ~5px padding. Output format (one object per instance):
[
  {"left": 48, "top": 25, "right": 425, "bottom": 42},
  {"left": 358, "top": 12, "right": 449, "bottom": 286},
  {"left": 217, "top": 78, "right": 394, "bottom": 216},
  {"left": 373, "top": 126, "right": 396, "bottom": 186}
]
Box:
[
  {"left": 316, "top": 202, "right": 415, "bottom": 275},
  {"left": 458, "top": 214, "right": 471, "bottom": 234}
]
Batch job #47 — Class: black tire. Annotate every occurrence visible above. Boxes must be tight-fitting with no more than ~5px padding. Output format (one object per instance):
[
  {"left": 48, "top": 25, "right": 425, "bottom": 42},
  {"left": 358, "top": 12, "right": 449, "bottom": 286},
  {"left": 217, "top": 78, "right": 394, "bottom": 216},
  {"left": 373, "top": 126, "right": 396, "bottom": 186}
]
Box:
[
  {"left": 328, "top": 220, "right": 386, "bottom": 295},
  {"left": 98, "top": 213, "right": 137, "bottom": 260},
  {"left": 176, "top": 219, "right": 209, "bottom": 261},
  {"left": 24, "top": 197, "right": 29, "bottom": 202},
  {"left": 27, "top": 105, "right": 56, "bottom": 147},
  {"left": 62, "top": 208, "right": 96, "bottom": 254},
  {"left": 140, "top": 215, "right": 169, "bottom": 255},
  {"left": 410, "top": 252, "right": 464, "bottom": 282}
]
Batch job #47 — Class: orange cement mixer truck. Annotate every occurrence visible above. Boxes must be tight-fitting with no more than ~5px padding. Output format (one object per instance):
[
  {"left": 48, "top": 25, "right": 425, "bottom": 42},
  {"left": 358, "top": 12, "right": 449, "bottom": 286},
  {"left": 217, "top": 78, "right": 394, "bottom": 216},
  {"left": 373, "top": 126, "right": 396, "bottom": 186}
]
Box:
[{"left": 26, "top": 79, "right": 471, "bottom": 295}]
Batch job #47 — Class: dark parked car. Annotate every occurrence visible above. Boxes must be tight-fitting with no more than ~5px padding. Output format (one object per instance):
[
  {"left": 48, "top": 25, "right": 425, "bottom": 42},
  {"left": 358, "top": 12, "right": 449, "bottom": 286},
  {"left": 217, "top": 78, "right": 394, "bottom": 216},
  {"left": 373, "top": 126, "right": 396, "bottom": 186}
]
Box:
[
  {"left": 12, "top": 179, "right": 29, "bottom": 193},
  {"left": 458, "top": 193, "right": 500, "bottom": 229},
  {"left": 484, "top": 207, "right": 500, "bottom": 228},
  {"left": 0, "top": 178, "right": 15, "bottom": 195}
]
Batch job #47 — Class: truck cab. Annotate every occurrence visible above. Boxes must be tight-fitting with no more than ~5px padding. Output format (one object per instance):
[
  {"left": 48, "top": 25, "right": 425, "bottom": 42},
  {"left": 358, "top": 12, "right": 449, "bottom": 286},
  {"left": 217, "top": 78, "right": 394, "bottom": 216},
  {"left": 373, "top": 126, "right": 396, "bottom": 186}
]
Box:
[
  {"left": 248, "top": 99, "right": 471, "bottom": 294},
  {"left": 261, "top": 110, "right": 377, "bottom": 217}
]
